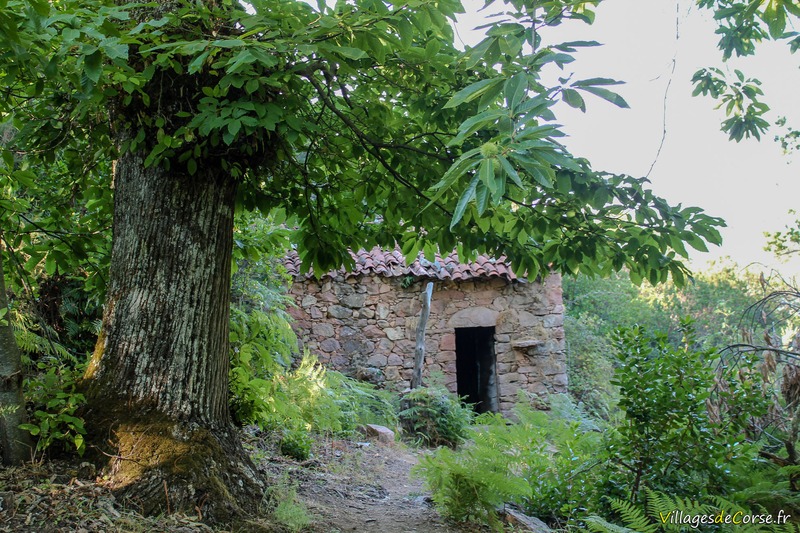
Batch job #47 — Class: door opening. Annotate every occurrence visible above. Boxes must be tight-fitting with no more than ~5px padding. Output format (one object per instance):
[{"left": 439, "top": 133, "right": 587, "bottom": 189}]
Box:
[{"left": 455, "top": 326, "right": 498, "bottom": 413}]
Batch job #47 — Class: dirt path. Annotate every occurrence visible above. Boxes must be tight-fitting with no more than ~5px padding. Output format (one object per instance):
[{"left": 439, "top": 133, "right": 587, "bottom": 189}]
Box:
[{"left": 259, "top": 437, "right": 476, "bottom": 533}]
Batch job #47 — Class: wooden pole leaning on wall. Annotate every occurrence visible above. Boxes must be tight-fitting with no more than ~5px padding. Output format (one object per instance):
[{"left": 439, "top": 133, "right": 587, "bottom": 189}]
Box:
[{"left": 411, "top": 281, "right": 434, "bottom": 389}]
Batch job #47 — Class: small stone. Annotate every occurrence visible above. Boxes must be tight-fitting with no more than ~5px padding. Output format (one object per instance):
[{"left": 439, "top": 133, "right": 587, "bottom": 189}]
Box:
[
  {"left": 503, "top": 507, "right": 553, "bottom": 532},
  {"left": 0, "top": 491, "right": 15, "bottom": 513},
  {"left": 376, "top": 304, "right": 391, "bottom": 319},
  {"left": 387, "top": 354, "right": 403, "bottom": 366},
  {"left": 77, "top": 461, "right": 96, "bottom": 480},
  {"left": 328, "top": 305, "right": 352, "bottom": 319},
  {"left": 552, "top": 373, "right": 568, "bottom": 387},
  {"left": 312, "top": 323, "right": 335, "bottom": 337},
  {"left": 385, "top": 327, "right": 404, "bottom": 341},
  {"left": 543, "top": 314, "right": 564, "bottom": 328},
  {"left": 362, "top": 325, "right": 386, "bottom": 339},
  {"left": 366, "top": 354, "right": 388, "bottom": 367},
  {"left": 355, "top": 367, "right": 384, "bottom": 385},
  {"left": 341, "top": 293, "right": 366, "bottom": 309},
  {"left": 439, "top": 333, "right": 455, "bottom": 351},
  {"left": 360, "top": 424, "right": 395, "bottom": 444},
  {"left": 320, "top": 338, "right": 340, "bottom": 353}
]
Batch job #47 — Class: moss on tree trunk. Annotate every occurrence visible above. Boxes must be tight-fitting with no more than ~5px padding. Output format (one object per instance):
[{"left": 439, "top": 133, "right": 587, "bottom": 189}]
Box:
[{"left": 86, "top": 408, "right": 263, "bottom": 521}]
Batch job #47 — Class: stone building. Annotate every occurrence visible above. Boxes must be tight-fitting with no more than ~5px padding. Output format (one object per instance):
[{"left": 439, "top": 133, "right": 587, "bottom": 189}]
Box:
[{"left": 285, "top": 247, "right": 566, "bottom": 416}]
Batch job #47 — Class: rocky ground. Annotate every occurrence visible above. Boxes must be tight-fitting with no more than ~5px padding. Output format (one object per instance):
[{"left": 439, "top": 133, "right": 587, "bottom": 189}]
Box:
[{"left": 265, "top": 436, "right": 476, "bottom": 533}]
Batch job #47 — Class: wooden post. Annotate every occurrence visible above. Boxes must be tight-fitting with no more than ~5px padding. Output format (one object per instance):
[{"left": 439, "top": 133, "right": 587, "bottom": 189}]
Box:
[{"left": 411, "top": 282, "right": 433, "bottom": 389}]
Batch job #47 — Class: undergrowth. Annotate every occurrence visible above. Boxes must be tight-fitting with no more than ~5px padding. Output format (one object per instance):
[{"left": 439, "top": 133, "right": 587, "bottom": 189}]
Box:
[
  {"left": 398, "top": 386, "right": 474, "bottom": 448},
  {"left": 15, "top": 314, "right": 88, "bottom": 459},
  {"left": 414, "top": 394, "right": 602, "bottom": 530},
  {"left": 583, "top": 489, "right": 800, "bottom": 533},
  {"left": 264, "top": 473, "right": 314, "bottom": 532}
]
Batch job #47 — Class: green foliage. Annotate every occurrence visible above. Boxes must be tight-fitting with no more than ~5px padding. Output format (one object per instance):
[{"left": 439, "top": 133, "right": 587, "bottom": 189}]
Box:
[
  {"left": 643, "top": 264, "right": 769, "bottom": 349},
  {"left": 415, "top": 396, "right": 603, "bottom": 528},
  {"left": 583, "top": 489, "right": 800, "bottom": 533},
  {"left": 265, "top": 474, "right": 313, "bottom": 532},
  {"left": 237, "top": 352, "right": 397, "bottom": 437},
  {"left": 19, "top": 359, "right": 86, "bottom": 458},
  {"left": 691, "top": 67, "right": 770, "bottom": 142},
  {"left": 734, "top": 467, "right": 800, "bottom": 520},
  {"left": 4, "top": 293, "right": 90, "bottom": 459},
  {"left": 229, "top": 306, "right": 298, "bottom": 424},
  {"left": 415, "top": 443, "right": 525, "bottom": 530},
  {"left": 517, "top": 401, "right": 604, "bottom": 525},
  {"left": 564, "top": 314, "right": 617, "bottom": 419},
  {"left": 272, "top": 494, "right": 312, "bottom": 533},
  {"left": 605, "top": 324, "right": 766, "bottom": 502},
  {"left": 0, "top": 146, "right": 112, "bottom": 309},
  {"left": 417, "top": 321, "right": 777, "bottom": 531},
  {"left": 775, "top": 117, "right": 800, "bottom": 155},
  {"left": 279, "top": 427, "right": 312, "bottom": 462},
  {"left": 398, "top": 387, "right": 474, "bottom": 448},
  {"left": 0, "top": 0, "right": 725, "bottom": 286},
  {"left": 564, "top": 272, "right": 671, "bottom": 338},
  {"left": 766, "top": 211, "right": 800, "bottom": 259},
  {"left": 693, "top": 1, "right": 799, "bottom": 141},
  {"left": 564, "top": 263, "right": 770, "bottom": 421},
  {"left": 565, "top": 262, "right": 769, "bottom": 349}
]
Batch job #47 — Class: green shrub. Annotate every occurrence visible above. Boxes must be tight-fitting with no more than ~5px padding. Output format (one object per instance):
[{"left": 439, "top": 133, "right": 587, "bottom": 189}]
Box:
[
  {"left": 20, "top": 359, "right": 87, "bottom": 458},
  {"left": 398, "top": 387, "right": 474, "bottom": 448},
  {"left": 234, "top": 350, "right": 397, "bottom": 437},
  {"left": 279, "top": 427, "right": 312, "bottom": 461},
  {"left": 265, "top": 474, "right": 313, "bottom": 532},
  {"left": 322, "top": 367, "right": 398, "bottom": 431},
  {"left": 605, "top": 324, "right": 766, "bottom": 503},
  {"left": 583, "top": 489, "right": 799, "bottom": 533},
  {"left": 415, "top": 397, "right": 603, "bottom": 529},
  {"left": 229, "top": 305, "right": 298, "bottom": 425},
  {"left": 416, "top": 440, "right": 527, "bottom": 530}
]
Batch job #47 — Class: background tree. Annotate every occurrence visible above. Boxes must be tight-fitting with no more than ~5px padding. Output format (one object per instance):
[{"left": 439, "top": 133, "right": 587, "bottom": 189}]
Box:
[
  {"left": 0, "top": 243, "right": 33, "bottom": 465},
  {"left": 0, "top": 0, "right": 725, "bottom": 523}
]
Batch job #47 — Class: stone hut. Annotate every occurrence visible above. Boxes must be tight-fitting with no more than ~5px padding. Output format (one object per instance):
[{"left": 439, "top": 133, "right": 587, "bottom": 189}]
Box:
[{"left": 285, "top": 247, "right": 566, "bottom": 416}]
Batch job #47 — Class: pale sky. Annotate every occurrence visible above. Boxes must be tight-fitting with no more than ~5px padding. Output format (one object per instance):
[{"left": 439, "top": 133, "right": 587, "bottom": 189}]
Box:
[{"left": 458, "top": 0, "right": 800, "bottom": 275}]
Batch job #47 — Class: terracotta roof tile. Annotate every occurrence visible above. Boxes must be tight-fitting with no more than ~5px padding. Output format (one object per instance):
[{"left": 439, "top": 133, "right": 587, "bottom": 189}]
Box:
[{"left": 284, "top": 246, "right": 520, "bottom": 281}]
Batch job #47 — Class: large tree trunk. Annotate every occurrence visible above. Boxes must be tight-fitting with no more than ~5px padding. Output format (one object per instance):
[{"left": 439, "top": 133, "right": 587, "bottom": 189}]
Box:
[
  {"left": 81, "top": 150, "right": 264, "bottom": 522},
  {"left": 0, "top": 244, "right": 33, "bottom": 465}
]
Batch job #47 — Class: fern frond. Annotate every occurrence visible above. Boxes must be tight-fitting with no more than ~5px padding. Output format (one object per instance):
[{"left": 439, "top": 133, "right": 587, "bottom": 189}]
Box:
[
  {"left": 609, "top": 498, "right": 658, "bottom": 533},
  {"left": 14, "top": 327, "right": 71, "bottom": 359},
  {"left": 583, "top": 515, "right": 641, "bottom": 533},
  {"left": 771, "top": 524, "right": 800, "bottom": 533}
]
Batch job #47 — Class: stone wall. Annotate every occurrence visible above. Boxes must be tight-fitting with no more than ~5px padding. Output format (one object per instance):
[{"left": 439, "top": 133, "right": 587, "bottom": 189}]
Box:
[{"left": 287, "top": 274, "right": 566, "bottom": 415}]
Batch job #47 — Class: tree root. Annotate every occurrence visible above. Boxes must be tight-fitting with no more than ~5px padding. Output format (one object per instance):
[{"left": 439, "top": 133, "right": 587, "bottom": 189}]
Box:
[{"left": 87, "top": 414, "right": 265, "bottom": 525}]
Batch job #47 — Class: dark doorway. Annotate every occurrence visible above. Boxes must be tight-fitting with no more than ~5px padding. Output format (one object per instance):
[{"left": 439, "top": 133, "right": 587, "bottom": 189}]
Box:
[{"left": 455, "top": 327, "right": 498, "bottom": 413}]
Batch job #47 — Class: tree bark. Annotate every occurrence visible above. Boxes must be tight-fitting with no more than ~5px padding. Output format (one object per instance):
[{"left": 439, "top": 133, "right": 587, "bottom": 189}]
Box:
[
  {"left": 0, "top": 244, "right": 33, "bottom": 465},
  {"left": 81, "top": 150, "right": 263, "bottom": 522}
]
